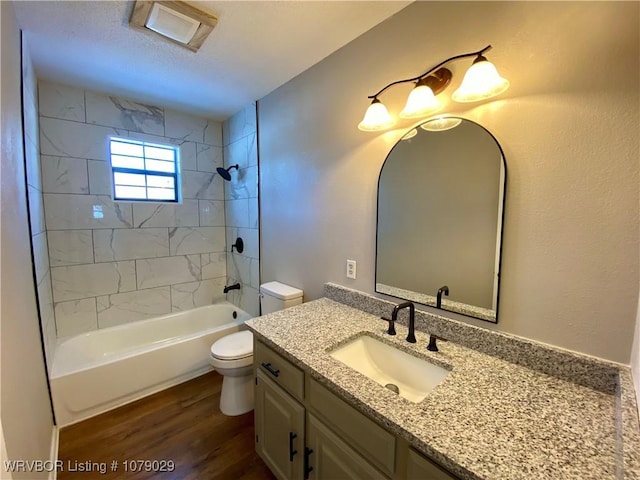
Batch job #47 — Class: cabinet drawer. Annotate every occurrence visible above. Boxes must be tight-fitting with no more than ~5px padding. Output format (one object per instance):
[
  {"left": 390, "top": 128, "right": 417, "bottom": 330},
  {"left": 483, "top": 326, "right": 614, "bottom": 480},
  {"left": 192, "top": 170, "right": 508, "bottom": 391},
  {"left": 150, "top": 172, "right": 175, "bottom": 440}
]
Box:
[
  {"left": 307, "top": 377, "right": 396, "bottom": 476},
  {"left": 255, "top": 340, "right": 304, "bottom": 401},
  {"left": 407, "top": 448, "right": 459, "bottom": 480}
]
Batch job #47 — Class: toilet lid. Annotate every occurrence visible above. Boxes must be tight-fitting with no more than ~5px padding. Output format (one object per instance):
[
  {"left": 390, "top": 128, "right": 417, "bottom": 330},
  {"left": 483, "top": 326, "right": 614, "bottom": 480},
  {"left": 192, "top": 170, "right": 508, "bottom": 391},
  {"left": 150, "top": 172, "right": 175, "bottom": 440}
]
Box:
[{"left": 211, "top": 330, "right": 253, "bottom": 360}]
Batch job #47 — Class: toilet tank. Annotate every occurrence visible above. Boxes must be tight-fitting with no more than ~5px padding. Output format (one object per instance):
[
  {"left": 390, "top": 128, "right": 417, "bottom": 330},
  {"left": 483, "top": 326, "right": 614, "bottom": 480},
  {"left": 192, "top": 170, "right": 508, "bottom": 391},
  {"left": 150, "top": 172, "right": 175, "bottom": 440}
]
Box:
[{"left": 260, "top": 281, "right": 303, "bottom": 315}]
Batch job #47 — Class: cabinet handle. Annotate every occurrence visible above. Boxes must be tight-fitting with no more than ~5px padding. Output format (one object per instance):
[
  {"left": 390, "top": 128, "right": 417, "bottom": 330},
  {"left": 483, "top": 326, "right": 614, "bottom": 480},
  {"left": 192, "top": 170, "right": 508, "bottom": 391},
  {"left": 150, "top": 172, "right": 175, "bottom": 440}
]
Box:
[
  {"left": 261, "top": 362, "right": 280, "bottom": 377},
  {"left": 304, "top": 447, "right": 314, "bottom": 479},
  {"left": 289, "top": 432, "right": 298, "bottom": 461}
]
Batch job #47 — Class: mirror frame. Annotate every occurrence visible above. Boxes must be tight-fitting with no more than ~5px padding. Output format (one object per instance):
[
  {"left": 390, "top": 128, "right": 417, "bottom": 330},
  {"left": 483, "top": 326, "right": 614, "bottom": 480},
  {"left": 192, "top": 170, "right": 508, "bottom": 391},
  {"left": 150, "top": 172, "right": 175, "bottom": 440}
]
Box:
[{"left": 374, "top": 116, "right": 507, "bottom": 323}]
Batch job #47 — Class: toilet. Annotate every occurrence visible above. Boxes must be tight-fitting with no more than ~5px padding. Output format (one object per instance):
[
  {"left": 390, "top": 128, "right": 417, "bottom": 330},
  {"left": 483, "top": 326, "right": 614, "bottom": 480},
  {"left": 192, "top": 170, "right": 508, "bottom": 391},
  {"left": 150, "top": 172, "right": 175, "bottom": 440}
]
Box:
[{"left": 210, "top": 281, "right": 304, "bottom": 416}]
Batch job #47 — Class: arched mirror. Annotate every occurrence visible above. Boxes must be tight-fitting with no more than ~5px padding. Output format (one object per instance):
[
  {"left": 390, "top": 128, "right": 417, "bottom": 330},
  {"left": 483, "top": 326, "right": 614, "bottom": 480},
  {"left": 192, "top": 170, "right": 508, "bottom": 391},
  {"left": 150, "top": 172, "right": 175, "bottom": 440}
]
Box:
[{"left": 375, "top": 117, "right": 506, "bottom": 322}]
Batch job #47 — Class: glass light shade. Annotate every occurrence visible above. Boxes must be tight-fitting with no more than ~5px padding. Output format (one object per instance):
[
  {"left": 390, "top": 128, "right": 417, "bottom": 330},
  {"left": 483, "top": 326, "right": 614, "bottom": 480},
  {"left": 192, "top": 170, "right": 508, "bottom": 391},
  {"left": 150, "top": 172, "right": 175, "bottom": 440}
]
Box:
[
  {"left": 420, "top": 117, "right": 462, "bottom": 132},
  {"left": 399, "top": 84, "right": 440, "bottom": 119},
  {"left": 358, "top": 99, "right": 395, "bottom": 132},
  {"left": 400, "top": 128, "right": 418, "bottom": 141},
  {"left": 452, "top": 59, "right": 509, "bottom": 103}
]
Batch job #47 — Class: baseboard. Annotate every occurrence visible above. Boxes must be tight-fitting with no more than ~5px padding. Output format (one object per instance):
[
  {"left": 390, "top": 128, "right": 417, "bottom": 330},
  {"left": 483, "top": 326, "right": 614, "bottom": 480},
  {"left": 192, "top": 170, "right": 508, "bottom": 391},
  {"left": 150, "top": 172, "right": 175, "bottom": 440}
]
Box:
[{"left": 49, "top": 426, "right": 59, "bottom": 480}]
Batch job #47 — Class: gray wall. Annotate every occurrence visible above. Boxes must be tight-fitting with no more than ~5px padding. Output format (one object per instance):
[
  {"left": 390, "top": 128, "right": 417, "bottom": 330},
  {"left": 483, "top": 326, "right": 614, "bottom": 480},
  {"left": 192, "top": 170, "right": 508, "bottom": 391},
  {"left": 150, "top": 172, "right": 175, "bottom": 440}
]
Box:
[
  {"left": 1, "top": 1, "right": 54, "bottom": 475},
  {"left": 259, "top": 1, "right": 639, "bottom": 364}
]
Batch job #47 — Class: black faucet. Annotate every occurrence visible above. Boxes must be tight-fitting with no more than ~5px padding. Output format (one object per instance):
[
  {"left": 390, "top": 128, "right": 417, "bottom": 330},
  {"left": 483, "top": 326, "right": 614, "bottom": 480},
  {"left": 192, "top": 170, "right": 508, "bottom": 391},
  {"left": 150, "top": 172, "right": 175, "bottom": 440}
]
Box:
[
  {"left": 223, "top": 283, "right": 241, "bottom": 294},
  {"left": 436, "top": 285, "right": 449, "bottom": 309},
  {"left": 391, "top": 302, "right": 416, "bottom": 343}
]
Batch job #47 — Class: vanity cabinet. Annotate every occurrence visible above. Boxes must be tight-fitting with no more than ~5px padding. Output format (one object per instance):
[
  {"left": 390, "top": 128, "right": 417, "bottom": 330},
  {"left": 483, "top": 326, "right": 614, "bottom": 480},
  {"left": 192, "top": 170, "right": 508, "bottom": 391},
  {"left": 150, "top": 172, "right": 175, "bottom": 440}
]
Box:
[
  {"left": 306, "top": 413, "right": 387, "bottom": 479},
  {"left": 254, "top": 340, "right": 459, "bottom": 480},
  {"left": 255, "top": 370, "right": 305, "bottom": 480}
]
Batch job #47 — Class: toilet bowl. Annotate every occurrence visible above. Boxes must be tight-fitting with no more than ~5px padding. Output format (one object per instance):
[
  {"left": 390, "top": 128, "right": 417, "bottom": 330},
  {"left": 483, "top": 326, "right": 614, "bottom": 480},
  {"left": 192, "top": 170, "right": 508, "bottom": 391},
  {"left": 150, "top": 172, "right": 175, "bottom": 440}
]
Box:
[
  {"left": 210, "top": 330, "right": 254, "bottom": 416},
  {"left": 210, "top": 281, "right": 303, "bottom": 416}
]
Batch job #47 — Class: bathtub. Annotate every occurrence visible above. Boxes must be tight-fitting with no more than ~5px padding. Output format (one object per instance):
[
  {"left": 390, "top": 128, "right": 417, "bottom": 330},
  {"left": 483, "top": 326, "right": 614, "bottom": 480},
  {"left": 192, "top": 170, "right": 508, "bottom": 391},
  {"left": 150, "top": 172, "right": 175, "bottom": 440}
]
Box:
[{"left": 50, "top": 302, "right": 251, "bottom": 426}]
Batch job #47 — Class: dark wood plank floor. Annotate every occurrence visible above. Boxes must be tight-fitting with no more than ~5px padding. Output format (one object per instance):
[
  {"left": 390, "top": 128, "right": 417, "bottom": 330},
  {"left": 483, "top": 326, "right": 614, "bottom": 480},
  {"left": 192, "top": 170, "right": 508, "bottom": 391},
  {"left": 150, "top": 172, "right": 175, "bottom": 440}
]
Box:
[{"left": 57, "top": 371, "right": 275, "bottom": 480}]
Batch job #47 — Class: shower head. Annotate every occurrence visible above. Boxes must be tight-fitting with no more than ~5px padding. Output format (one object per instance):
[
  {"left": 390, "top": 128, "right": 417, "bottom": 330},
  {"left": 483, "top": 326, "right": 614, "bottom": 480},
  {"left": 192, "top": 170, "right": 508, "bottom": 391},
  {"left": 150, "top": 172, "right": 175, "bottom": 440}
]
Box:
[{"left": 216, "top": 164, "right": 239, "bottom": 181}]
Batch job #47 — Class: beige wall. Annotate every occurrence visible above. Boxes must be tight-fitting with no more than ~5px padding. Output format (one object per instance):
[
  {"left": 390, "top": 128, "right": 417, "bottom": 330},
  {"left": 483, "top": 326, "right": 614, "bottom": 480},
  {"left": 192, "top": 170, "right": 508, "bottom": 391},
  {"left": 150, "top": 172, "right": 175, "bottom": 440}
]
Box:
[
  {"left": 1, "top": 1, "right": 55, "bottom": 476},
  {"left": 259, "top": 1, "right": 639, "bottom": 364}
]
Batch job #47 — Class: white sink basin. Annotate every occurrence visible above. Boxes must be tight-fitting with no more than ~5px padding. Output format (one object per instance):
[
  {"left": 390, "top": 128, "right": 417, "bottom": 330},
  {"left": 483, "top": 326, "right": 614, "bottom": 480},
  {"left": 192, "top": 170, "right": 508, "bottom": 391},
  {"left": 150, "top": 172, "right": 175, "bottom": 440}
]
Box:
[{"left": 329, "top": 335, "right": 450, "bottom": 403}]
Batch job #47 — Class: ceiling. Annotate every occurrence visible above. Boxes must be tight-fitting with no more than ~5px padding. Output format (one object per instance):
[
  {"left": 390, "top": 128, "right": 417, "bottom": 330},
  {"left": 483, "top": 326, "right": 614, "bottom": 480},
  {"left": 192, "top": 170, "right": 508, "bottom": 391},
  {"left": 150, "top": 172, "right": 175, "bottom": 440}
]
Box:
[{"left": 14, "top": 1, "right": 410, "bottom": 121}]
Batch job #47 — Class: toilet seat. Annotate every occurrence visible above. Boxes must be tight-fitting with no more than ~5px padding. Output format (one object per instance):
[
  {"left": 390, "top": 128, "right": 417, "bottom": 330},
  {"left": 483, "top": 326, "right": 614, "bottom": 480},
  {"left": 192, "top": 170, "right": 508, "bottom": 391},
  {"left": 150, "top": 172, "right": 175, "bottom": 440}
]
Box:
[{"left": 210, "top": 330, "right": 253, "bottom": 361}]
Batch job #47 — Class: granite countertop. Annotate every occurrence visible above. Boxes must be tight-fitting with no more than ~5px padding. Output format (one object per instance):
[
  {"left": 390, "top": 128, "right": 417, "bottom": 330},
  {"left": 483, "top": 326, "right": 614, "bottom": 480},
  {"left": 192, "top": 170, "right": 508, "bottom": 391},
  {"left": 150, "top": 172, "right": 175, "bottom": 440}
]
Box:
[{"left": 246, "top": 297, "right": 638, "bottom": 480}]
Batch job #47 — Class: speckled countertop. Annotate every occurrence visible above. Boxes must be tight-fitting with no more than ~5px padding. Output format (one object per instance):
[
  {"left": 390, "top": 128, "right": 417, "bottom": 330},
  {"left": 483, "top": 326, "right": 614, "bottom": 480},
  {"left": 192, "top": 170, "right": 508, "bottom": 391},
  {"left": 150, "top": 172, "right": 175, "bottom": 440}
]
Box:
[{"left": 246, "top": 297, "right": 640, "bottom": 480}]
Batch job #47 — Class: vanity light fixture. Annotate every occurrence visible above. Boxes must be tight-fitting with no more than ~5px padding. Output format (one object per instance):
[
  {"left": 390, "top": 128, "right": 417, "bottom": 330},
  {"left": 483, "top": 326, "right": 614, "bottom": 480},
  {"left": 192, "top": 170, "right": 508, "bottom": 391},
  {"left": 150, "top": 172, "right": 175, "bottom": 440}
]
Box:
[{"left": 358, "top": 45, "right": 509, "bottom": 132}]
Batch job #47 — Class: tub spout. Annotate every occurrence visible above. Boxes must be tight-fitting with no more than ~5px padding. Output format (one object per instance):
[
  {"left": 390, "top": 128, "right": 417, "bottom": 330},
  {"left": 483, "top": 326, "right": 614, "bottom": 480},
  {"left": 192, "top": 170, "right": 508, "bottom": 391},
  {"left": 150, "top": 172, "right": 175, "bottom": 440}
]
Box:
[{"left": 223, "top": 283, "right": 241, "bottom": 294}]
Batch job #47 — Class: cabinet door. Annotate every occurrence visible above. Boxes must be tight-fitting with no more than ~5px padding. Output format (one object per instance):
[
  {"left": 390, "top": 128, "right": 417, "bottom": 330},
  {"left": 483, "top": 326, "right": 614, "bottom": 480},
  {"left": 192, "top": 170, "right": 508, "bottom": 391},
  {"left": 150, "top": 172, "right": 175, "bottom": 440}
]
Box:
[
  {"left": 306, "top": 413, "right": 387, "bottom": 480},
  {"left": 256, "top": 370, "right": 305, "bottom": 480},
  {"left": 406, "top": 448, "right": 458, "bottom": 480}
]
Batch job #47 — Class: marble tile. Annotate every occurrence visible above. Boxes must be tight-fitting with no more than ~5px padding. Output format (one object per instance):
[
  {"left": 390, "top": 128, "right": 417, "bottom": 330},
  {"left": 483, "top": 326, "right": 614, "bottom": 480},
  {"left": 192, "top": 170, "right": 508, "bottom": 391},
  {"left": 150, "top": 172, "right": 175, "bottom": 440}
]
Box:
[
  {"left": 51, "top": 261, "right": 136, "bottom": 302},
  {"left": 248, "top": 197, "right": 259, "bottom": 229},
  {"left": 88, "top": 160, "right": 112, "bottom": 195},
  {"left": 28, "top": 186, "right": 46, "bottom": 235},
  {"left": 32, "top": 232, "right": 50, "bottom": 285},
  {"left": 94, "top": 228, "right": 169, "bottom": 262},
  {"left": 225, "top": 166, "right": 253, "bottom": 200},
  {"left": 196, "top": 144, "right": 223, "bottom": 173},
  {"left": 40, "top": 117, "right": 122, "bottom": 161},
  {"left": 165, "top": 109, "right": 208, "bottom": 143},
  {"left": 44, "top": 194, "right": 133, "bottom": 230},
  {"left": 171, "top": 278, "right": 226, "bottom": 311},
  {"left": 247, "top": 132, "right": 258, "bottom": 168},
  {"left": 38, "top": 275, "right": 56, "bottom": 360},
  {"left": 223, "top": 102, "right": 256, "bottom": 145},
  {"left": 48, "top": 230, "right": 94, "bottom": 267},
  {"left": 54, "top": 298, "right": 98, "bottom": 338},
  {"left": 24, "top": 133, "right": 41, "bottom": 190},
  {"left": 251, "top": 258, "right": 260, "bottom": 289},
  {"left": 202, "top": 252, "right": 227, "bottom": 280},
  {"left": 136, "top": 255, "right": 200, "bottom": 289},
  {"left": 21, "top": 47, "right": 37, "bottom": 100},
  {"left": 241, "top": 286, "right": 260, "bottom": 317},
  {"left": 226, "top": 199, "right": 250, "bottom": 228},
  {"left": 132, "top": 200, "right": 199, "bottom": 228},
  {"left": 198, "top": 200, "right": 225, "bottom": 227},
  {"left": 181, "top": 170, "right": 223, "bottom": 200},
  {"left": 227, "top": 253, "right": 252, "bottom": 286},
  {"left": 227, "top": 227, "right": 259, "bottom": 261},
  {"left": 169, "top": 226, "right": 226, "bottom": 255},
  {"left": 38, "top": 81, "right": 86, "bottom": 122},
  {"left": 204, "top": 120, "right": 223, "bottom": 147},
  {"left": 41, "top": 156, "right": 89, "bottom": 194},
  {"left": 178, "top": 141, "right": 197, "bottom": 171},
  {"left": 224, "top": 135, "right": 250, "bottom": 170},
  {"left": 85, "top": 92, "right": 164, "bottom": 135},
  {"left": 97, "top": 287, "right": 171, "bottom": 328}
]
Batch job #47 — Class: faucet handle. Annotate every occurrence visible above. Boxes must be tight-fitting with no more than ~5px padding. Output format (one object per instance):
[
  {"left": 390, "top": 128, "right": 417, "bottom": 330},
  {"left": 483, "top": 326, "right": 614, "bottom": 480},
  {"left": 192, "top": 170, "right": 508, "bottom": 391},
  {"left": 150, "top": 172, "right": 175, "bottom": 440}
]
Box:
[
  {"left": 427, "top": 334, "right": 447, "bottom": 352},
  {"left": 381, "top": 316, "right": 396, "bottom": 336}
]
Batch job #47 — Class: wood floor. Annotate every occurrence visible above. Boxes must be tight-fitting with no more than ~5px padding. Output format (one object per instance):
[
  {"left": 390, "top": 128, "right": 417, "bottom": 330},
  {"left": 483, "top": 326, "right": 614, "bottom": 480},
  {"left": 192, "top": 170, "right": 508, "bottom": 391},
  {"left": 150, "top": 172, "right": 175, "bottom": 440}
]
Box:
[{"left": 57, "top": 371, "right": 276, "bottom": 480}]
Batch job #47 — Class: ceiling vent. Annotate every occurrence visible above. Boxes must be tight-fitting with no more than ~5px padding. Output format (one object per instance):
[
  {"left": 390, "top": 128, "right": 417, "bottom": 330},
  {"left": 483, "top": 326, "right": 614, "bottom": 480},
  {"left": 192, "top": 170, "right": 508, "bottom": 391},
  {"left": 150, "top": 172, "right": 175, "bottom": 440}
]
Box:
[{"left": 130, "top": 1, "right": 218, "bottom": 52}]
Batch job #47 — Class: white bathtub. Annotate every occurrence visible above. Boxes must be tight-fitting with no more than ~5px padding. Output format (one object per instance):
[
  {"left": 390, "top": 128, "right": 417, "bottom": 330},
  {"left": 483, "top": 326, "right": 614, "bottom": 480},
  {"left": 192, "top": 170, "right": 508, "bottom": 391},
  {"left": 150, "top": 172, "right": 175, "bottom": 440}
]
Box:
[{"left": 50, "top": 302, "right": 250, "bottom": 426}]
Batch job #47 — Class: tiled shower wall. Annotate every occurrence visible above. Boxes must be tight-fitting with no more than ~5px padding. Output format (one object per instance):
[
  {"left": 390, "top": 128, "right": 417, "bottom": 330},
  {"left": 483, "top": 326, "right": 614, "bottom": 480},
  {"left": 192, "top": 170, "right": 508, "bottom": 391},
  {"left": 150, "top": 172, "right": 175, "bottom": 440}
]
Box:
[
  {"left": 223, "top": 103, "right": 260, "bottom": 316},
  {"left": 38, "top": 81, "right": 228, "bottom": 337},
  {"left": 22, "top": 48, "right": 57, "bottom": 364}
]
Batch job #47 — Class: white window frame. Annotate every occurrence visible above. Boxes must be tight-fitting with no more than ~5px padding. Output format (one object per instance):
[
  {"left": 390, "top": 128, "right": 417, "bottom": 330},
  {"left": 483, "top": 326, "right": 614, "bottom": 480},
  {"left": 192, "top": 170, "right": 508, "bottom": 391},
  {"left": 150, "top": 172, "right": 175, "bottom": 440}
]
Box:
[{"left": 108, "top": 137, "right": 181, "bottom": 203}]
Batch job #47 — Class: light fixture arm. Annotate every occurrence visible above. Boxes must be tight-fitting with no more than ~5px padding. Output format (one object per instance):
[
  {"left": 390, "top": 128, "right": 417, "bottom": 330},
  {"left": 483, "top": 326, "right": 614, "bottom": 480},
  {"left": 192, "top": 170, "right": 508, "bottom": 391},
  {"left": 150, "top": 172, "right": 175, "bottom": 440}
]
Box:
[{"left": 367, "top": 45, "right": 492, "bottom": 99}]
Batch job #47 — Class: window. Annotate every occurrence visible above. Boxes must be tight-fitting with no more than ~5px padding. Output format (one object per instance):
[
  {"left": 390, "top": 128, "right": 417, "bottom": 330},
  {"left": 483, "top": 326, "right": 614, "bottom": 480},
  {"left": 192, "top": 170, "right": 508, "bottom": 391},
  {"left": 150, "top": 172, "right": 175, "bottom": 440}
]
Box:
[{"left": 108, "top": 137, "right": 180, "bottom": 202}]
